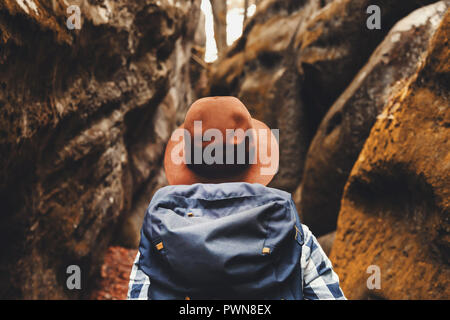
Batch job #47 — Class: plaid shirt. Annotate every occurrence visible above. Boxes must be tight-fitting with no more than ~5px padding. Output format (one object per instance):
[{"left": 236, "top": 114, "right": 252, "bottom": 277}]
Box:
[{"left": 127, "top": 223, "right": 346, "bottom": 300}]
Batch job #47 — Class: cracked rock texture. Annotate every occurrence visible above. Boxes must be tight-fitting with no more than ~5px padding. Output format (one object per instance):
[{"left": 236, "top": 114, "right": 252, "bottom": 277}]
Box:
[
  {"left": 90, "top": 246, "right": 137, "bottom": 300},
  {"left": 0, "top": 0, "right": 200, "bottom": 299},
  {"left": 1, "top": 0, "right": 449, "bottom": 301}
]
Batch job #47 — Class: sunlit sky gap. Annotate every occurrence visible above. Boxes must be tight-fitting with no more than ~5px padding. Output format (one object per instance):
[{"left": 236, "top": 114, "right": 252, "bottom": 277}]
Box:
[{"left": 201, "top": 0, "right": 256, "bottom": 63}]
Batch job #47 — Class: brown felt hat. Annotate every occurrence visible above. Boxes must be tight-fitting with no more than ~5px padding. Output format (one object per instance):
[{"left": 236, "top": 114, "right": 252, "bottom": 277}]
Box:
[{"left": 164, "top": 96, "right": 279, "bottom": 185}]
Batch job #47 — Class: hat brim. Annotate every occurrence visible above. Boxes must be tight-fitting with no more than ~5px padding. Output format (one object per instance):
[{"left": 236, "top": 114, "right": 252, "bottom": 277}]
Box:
[{"left": 164, "top": 118, "right": 279, "bottom": 186}]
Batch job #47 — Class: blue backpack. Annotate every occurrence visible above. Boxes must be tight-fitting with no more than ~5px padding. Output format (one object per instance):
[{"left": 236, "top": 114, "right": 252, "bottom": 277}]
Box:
[{"left": 137, "top": 182, "right": 304, "bottom": 299}]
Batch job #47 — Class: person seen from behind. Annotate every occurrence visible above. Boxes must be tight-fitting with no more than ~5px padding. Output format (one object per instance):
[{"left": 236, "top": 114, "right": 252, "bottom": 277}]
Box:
[{"left": 127, "top": 96, "right": 346, "bottom": 300}]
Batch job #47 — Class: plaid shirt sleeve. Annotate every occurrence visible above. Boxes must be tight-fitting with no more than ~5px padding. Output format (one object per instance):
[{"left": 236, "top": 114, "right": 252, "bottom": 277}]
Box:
[
  {"left": 127, "top": 225, "right": 346, "bottom": 300},
  {"left": 127, "top": 251, "right": 151, "bottom": 300},
  {"left": 300, "top": 224, "right": 346, "bottom": 300}
]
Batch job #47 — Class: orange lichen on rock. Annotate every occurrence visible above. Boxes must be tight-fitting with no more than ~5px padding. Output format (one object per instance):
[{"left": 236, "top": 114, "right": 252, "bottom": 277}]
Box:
[
  {"left": 298, "top": 1, "right": 448, "bottom": 237},
  {"left": 330, "top": 10, "right": 450, "bottom": 300}
]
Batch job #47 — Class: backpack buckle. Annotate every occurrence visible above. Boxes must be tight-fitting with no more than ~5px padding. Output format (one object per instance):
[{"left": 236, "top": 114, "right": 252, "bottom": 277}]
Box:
[{"left": 294, "top": 225, "right": 304, "bottom": 246}]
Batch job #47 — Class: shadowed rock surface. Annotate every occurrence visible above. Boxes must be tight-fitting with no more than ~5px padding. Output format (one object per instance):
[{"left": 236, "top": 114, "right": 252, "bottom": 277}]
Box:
[
  {"left": 329, "top": 9, "right": 450, "bottom": 299},
  {"left": 298, "top": 1, "right": 448, "bottom": 236},
  {"left": 90, "top": 246, "right": 137, "bottom": 300},
  {"left": 210, "top": 0, "right": 333, "bottom": 192},
  {"left": 208, "top": 0, "right": 438, "bottom": 193},
  {"left": 317, "top": 231, "right": 336, "bottom": 256},
  {"left": 0, "top": 0, "right": 448, "bottom": 300},
  {"left": 0, "top": 0, "right": 200, "bottom": 299}
]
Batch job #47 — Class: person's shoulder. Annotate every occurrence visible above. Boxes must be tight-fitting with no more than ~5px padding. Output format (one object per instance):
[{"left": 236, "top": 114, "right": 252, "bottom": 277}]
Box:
[
  {"left": 298, "top": 224, "right": 315, "bottom": 246},
  {"left": 299, "top": 223, "right": 311, "bottom": 235}
]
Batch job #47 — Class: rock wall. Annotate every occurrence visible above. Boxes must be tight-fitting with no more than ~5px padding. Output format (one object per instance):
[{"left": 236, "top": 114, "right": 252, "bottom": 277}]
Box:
[
  {"left": 299, "top": 1, "right": 448, "bottom": 236},
  {"left": 330, "top": 8, "right": 450, "bottom": 299},
  {"left": 1, "top": 0, "right": 448, "bottom": 300},
  {"left": 208, "top": 0, "right": 438, "bottom": 193},
  {"left": 206, "top": 0, "right": 449, "bottom": 299},
  {"left": 0, "top": 0, "right": 200, "bottom": 299},
  {"left": 209, "top": 0, "right": 333, "bottom": 192}
]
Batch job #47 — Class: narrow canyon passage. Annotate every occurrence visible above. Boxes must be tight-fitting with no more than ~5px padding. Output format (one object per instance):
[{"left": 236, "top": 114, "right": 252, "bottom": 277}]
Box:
[{"left": 0, "top": 0, "right": 448, "bottom": 300}]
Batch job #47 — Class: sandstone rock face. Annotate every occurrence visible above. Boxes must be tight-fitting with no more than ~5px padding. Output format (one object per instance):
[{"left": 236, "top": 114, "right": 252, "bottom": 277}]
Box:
[
  {"left": 293, "top": 0, "right": 438, "bottom": 129},
  {"left": 298, "top": 1, "right": 448, "bottom": 236},
  {"left": 90, "top": 246, "right": 137, "bottom": 300},
  {"left": 0, "top": 0, "right": 200, "bottom": 299},
  {"left": 208, "top": 0, "right": 437, "bottom": 192},
  {"left": 1, "top": 0, "right": 448, "bottom": 301},
  {"left": 329, "top": 10, "right": 450, "bottom": 299}
]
